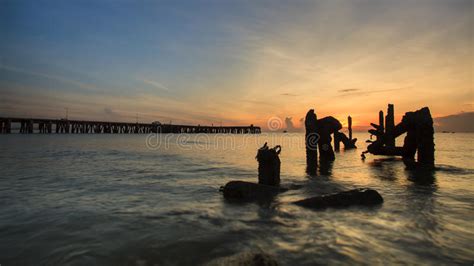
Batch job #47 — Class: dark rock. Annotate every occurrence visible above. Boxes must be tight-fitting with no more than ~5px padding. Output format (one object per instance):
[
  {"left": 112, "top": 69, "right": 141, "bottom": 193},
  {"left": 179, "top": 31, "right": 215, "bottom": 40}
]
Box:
[
  {"left": 221, "top": 181, "right": 287, "bottom": 201},
  {"left": 293, "top": 188, "right": 383, "bottom": 209}
]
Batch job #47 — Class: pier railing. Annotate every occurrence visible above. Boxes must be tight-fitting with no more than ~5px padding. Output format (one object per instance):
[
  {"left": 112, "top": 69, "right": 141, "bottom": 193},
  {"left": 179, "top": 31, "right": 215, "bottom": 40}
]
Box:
[{"left": 0, "top": 117, "right": 261, "bottom": 134}]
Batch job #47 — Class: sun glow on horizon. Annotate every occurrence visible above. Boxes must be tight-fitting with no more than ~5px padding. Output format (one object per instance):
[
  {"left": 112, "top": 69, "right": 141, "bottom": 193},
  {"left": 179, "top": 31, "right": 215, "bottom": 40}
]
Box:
[{"left": 0, "top": 1, "right": 472, "bottom": 130}]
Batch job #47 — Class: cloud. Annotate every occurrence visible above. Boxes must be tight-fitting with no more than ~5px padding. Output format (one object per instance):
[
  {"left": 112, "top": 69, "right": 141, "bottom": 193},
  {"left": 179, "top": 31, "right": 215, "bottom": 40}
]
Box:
[
  {"left": 141, "top": 79, "right": 170, "bottom": 91},
  {"left": 280, "top": 93, "right": 298, "bottom": 96},
  {"left": 284, "top": 116, "right": 302, "bottom": 132},
  {"left": 338, "top": 87, "right": 408, "bottom": 97},
  {"left": 434, "top": 112, "right": 474, "bottom": 132},
  {"left": 103, "top": 107, "right": 117, "bottom": 116},
  {"left": 0, "top": 64, "right": 102, "bottom": 92},
  {"left": 338, "top": 88, "right": 360, "bottom": 93}
]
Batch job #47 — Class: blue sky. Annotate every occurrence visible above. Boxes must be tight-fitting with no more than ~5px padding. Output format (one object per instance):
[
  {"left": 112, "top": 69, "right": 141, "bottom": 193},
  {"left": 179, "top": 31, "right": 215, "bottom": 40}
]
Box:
[{"left": 1, "top": 0, "right": 472, "bottom": 128}]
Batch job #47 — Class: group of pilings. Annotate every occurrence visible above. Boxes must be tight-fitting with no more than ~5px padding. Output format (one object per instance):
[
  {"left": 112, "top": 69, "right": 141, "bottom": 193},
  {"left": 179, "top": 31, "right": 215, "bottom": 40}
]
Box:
[
  {"left": 164, "top": 125, "right": 261, "bottom": 134},
  {"left": 334, "top": 116, "right": 357, "bottom": 151},
  {"left": 0, "top": 119, "right": 12, "bottom": 133},
  {"left": 0, "top": 117, "right": 261, "bottom": 134},
  {"left": 367, "top": 104, "right": 398, "bottom": 154},
  {"left": 364, "top": 104, "right": 435, "bottom": 168},
  {"left": 53, "top": 121, "right": 155, "bottom": 134},
  {"left": 305, "top": 110, "right": 357, "bottom": 175}
]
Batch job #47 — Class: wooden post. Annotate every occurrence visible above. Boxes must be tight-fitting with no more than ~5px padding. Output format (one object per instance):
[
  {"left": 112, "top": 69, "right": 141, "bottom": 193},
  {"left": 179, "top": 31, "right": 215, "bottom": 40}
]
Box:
[
  {"left": 6, "top": 119, "right": 11, "bottom": 133},
  {"left": 27, "top": 120, "right": 33, "bottom": 133},
  {"left": 334, "top": 132, "right": 341, "bottom": 152},
  {"left": 256, "top": 143, "right": 281, "bottom": 186},
  {"left": 317, "top": 116, "right": 342, "bottom": 161},
  {"left": 305, "top": 109, "right": 318, "bottom": 175},
  {"left": 385, "top": 104, "right": 395, "bottom": 147},
  {"left": 415, "top": 107, "right": 435, "bottom": 167},
  {"left": 378, "top": 110, "right": 384, "bottom": 141},
  {"left": 3, "top": 119, "right": 12, "bottom": 134},
  {"left": 348, "top": 116, "right": 353, "bottom": 140}
]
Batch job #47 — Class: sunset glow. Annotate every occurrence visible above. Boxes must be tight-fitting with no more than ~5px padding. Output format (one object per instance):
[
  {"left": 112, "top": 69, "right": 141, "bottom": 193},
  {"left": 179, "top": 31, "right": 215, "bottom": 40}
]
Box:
[{"left": 1, "top": 1, "right": 472, "bottom": 130}]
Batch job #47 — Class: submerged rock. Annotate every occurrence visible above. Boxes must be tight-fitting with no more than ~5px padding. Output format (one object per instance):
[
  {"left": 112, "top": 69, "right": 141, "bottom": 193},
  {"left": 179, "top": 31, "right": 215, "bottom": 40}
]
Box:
[
  {"left": 206, "top": 252, "right": 278, "bottom": 266},
  {"left": 221, "top": 181, "right": 287, "bottom": 201},
  {"left": 293, "top": 188, "right": 383, "bottom": 209}
]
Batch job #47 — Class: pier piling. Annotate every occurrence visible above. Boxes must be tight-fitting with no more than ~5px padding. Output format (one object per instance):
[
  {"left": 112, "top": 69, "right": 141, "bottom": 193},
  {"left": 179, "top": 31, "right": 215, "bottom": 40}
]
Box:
[{"left": 0, "top": 117, "right": 261, "bottom": 134}]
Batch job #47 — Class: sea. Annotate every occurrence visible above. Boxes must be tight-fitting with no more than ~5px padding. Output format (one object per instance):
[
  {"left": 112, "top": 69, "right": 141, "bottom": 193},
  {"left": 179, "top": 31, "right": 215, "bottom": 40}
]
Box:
[{"left": 0, "top": 132, "right": 473, "bottom": 265}]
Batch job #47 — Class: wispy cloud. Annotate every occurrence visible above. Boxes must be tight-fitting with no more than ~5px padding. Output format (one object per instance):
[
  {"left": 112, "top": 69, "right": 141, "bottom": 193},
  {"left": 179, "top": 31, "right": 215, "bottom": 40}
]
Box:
[
  {"left": 0, "top": 64, "right": 102, "bottom": 92},
  {"left": 141, "top": 78, "right": 170, "bottom": 91},
  {"left": 338, "top": 89, "right": 360, "bottom": 93},
  {"left": 338, "top": 87, "right": 409, "bottom": 97}
]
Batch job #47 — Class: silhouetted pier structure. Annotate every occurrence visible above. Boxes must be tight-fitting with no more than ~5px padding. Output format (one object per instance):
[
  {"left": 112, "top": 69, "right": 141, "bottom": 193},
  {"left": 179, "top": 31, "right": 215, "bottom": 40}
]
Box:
[
  {"left": 0, "top": 117, "right": 261, "bottom": 134},
  {"left": 363, "top": 104, "right": 435, "bottom": 168}
]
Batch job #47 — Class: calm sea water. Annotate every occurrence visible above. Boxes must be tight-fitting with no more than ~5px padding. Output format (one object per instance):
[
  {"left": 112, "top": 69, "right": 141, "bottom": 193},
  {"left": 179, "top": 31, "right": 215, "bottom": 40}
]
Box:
[{"left": 0, "top": 132, "right": 473, "bottom": 265}]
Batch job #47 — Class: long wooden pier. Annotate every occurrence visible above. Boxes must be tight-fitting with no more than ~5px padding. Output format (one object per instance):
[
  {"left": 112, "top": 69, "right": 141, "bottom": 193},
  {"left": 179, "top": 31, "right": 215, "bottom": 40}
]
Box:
[{"left": 0, "top": 117, "right": 261, "bottom": 134}]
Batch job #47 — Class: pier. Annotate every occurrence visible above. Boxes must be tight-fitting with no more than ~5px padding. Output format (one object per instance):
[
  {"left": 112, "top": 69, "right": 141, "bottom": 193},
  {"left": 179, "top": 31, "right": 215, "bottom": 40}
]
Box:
[{"left": 0, "top": 117, "right": 261, "bottom": 134}]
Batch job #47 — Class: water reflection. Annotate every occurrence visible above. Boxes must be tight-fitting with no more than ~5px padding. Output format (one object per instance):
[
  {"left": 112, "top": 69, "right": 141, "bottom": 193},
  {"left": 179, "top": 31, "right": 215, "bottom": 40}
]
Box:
[
  {"left": 367, "top": 157, "right": 402, "bottom": 181},
  {"left": 406, "top": 167, "right": 437, "bottom": 187},
  {"left": 319, "top": 160, "right": 334, "bottom": 176},
  {"left": 1, "top": 133, "right": 473, "bottom": 265},
  {"left": 305, "top": 161, "right": 333, "bottom": 177}
]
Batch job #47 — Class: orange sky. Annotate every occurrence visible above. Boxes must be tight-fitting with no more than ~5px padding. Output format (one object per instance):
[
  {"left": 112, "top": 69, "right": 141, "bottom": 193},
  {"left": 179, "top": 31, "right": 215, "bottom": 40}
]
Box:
[{"left": 0, "top": 1, "right": 472, "bottom": 130}]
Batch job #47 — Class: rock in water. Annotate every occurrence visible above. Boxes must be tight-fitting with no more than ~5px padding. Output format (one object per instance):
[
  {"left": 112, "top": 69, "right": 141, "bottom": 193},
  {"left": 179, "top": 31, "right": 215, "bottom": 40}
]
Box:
[
  {"left": 222, "top": 181, "right": 287, "bottom": 201},
  {"left": 293, "top": 188, "right": 383, "bottom": 209}
]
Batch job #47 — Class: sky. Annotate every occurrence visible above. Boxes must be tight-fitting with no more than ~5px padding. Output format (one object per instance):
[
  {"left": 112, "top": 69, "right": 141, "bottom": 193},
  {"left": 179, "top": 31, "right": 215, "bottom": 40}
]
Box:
[{"left": 0, "top": 0, "right": 472, "bottom": 130}]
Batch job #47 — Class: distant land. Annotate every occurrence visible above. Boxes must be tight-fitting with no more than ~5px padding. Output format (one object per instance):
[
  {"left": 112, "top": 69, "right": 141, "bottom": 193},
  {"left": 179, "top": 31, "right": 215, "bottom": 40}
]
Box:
[
  {"left": 434, "top": 112, "right": 474, "bottom": 133},
  {"left": 280, "top": 112, "right": 474, "bottom": 133}
]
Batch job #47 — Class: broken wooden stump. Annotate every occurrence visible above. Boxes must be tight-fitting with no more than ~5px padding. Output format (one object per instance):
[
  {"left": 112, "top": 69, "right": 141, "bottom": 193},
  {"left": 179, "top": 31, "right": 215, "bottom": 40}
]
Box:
[
  {"left": 256, "top": 143, "right": 281, "bottom": 186},
  {"left": 334, "top": 116, "right": 357, "bottom": 151},
  {"left": 396, "top": 107, "right": 435, "bottom": 168},
  {"left": 334, "top": 131, "right": 357, "bottom": 150},
  {"left": 317, "top": 116, "right": 342, "bottom": 161},
  {"left": 293, "top": 188, "right": 383, "bottom": 209}
]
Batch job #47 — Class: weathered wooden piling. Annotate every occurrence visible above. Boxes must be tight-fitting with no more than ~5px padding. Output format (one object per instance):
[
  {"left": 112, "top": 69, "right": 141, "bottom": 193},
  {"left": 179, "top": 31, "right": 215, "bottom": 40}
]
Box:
[
  {"left": 385, "top": 104, "right": 395, "bottom": 148},
  {"left": 338, "top": 115, "right": 358, "bottom": 150},
  {"left": 317, "top": 116, "right": 342, "bottom": 161},
  {"left": 256, "top": 143, "right": 281, "bottom": 186},
  {"left": 370, "top": 110, "right": 385, "bottom": 141},
  {"left": 334, "top": 132, "right": 340, "bottom": 151},
  {"left": 379, "top": 110, "right": 384, "bottom": 134},
  {"left": 305, "top": 109, "right": 318, "bottom": 175},
  {"left": 348, "top": 116, "right": 353, "bottom": 140}
]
